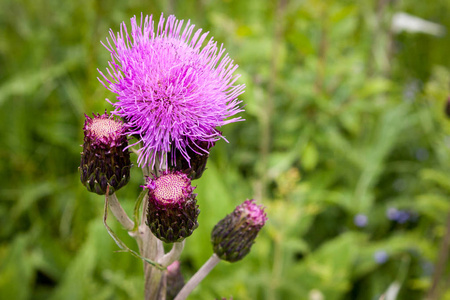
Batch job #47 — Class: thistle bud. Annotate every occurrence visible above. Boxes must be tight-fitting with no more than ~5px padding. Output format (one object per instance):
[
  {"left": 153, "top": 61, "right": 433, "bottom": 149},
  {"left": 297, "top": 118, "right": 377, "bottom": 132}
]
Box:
[
  {"left": 79, "top": 112, "right": 131, "bottom": 195},
  {"left": 166, "top": 261, "right": 184, "bottom": 300},
  {"left": 169, "top": 139, "right": 216, "bottom": 180},
  {"left": 145, "top": 171, "right": 200, "bottom": 243},
  {"left": 211, "top": 199, "right": 267, "bottom": 262}
]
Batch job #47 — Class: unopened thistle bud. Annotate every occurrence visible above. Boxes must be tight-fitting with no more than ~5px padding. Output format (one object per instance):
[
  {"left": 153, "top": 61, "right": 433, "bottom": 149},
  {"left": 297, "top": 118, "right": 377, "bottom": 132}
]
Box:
[
  {"left": 211, "top": 199, "right": 267, "bottom": 262},
  {"left": 169, "top": 139, "right": 216, "bottom": 180},
  {"left": 166, "top": 261, "right": 184, "bottom": 300},
  {"left": 145, "top": 171, "right": 200, "bottom": 243},
  {"left": 79, "top": 112, "right": 131, "bottom": 195}
]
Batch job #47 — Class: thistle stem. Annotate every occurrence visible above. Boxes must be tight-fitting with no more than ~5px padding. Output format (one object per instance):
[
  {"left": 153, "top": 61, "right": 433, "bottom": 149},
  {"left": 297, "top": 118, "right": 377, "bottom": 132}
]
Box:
[
  {"left": 145, "top": 263, "right": 164, "bottom": 300},
  {"left": 141, "top": 205, "right": 164, "bottom": 300},
  {"left": 142, "top": 157, "right": 166, "bottom": 300},
  {"left": 159, "top": 241, "right": 185, "bottom": 267},
  {"left": 107, "top": 193, "right": 134, "bottom": 231},
  {"left": 174, "top": 254, "right": 221, "bottom": 300}
]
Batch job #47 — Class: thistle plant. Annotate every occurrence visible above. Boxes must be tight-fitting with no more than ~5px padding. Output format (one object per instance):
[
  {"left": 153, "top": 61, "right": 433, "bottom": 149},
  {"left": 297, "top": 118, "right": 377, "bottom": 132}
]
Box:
[{"left": 79, "top": 13, "right": 266, "bottom": 300}]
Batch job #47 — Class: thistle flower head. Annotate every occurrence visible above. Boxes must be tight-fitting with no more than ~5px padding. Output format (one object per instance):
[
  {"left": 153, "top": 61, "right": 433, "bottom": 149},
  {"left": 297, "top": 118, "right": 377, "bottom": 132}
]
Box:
[
  {"left": 240, "top": 199, "right": 267, "bottom": 227},
  {"left": 149, "top": 171, "right": 195, "bottom": 205},
  {"left": 211, "top": 199, "right": 267, "bottom": 262},
  {"left": 145, "top": 171, "right": 199, "bottom": 243},
  {"left": 98, "top": 13, "right": 245, "bottom": 168},
  {"left": 83, "top": 112, "right": 126, "bottom": 147},
  {"left": 80, "top": 112, "right": 131, "bottom": 195}
]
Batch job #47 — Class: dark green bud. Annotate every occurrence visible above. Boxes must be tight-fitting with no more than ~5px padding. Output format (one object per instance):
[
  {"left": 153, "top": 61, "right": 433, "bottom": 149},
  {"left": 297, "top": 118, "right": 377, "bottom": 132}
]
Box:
[
  {"left": 79, "top": 112, "right": 131, "bottom": 195},
  {"left": 145, "top": 171, "right": 200, "bottom": 243},
  {"left": 211, "top": 199, "right": 267, "bottom": 262},
  {"left": 166, "top": 261, "right": 184, "bottom": 300},
  {"left": 169, "top": 138, "right": 217, "bottom": 180}
]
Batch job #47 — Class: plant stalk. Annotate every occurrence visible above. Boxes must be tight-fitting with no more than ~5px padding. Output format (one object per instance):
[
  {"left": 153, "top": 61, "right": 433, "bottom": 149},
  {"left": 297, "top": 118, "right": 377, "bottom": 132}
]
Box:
[
  {"left": 107, "top": 193, "right": 134, "bottom": 231},
  {"left": 159, "top": 241, "right": 185, "bottom": 267},
  {"left": 174, "top": 254, "right": 221, "bottom": 300},
  {"left": 143, "top": 158, "right": 167, "bottom": 300}
]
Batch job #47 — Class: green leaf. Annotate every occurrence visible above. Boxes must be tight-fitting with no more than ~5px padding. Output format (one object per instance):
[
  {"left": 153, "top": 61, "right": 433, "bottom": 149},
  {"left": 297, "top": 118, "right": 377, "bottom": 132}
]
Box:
[{"left": 133, "top": 189, "right": 147, "bottom": 232}]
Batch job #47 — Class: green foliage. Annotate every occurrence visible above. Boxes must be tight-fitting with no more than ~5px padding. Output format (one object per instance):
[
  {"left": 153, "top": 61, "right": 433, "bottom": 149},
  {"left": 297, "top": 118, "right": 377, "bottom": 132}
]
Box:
[{"left": 1, "top": 0, "right": 450, "bottom": 299}]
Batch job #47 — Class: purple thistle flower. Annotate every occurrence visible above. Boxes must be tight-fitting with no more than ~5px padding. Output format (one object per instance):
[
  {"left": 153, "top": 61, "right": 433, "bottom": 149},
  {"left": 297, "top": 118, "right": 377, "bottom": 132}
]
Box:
[{"left": 98, "top": 14, "right": 245, "bottom": 168}]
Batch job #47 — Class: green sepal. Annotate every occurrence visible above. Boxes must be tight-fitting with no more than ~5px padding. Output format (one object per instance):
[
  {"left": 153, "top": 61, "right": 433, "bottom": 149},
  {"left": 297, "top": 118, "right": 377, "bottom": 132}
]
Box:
[{"left": 147, "top": 197, "right": 200, "bottom": 243}]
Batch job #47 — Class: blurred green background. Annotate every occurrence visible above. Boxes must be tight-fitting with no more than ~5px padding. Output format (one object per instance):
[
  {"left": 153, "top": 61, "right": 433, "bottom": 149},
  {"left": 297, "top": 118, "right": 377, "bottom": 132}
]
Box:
[{"left": 1, "top": 0, "right": 450, "bottom": 299}]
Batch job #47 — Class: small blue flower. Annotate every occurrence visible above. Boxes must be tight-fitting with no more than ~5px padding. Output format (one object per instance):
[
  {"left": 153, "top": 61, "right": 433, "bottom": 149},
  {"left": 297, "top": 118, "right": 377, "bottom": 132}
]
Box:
[
  {"left": 387, "top": 207, "right": 399, "bottom": 220},
  {"left": 354, "top": 214, "right": 368, "bottom": 227},
  {"left": 386, "top": 207, "right": 413, "bottom": 224},
  {"left": 396, "top": 211, "right": 410, "bottom": 224},
  {"left": 374, "top": 250, "right": 389, "bottom": 264}
]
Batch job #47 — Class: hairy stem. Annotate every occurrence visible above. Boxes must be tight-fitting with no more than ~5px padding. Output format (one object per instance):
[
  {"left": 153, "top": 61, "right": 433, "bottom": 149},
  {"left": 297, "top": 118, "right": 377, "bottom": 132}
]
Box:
[
  {"left": 174, "top": 254, "right": 221, "bottom": 300},
  {"left": 142, "top": 205, "right": 164, "bottom": 300},
  {"left": 159, "top": 241, "right": 185, "bottom": 267},
  {"left": 107, "top": 193, "right": 134, "bottom": 231},
  {"left": 143, "top": 157, "right": 166, "bottom": 300}
]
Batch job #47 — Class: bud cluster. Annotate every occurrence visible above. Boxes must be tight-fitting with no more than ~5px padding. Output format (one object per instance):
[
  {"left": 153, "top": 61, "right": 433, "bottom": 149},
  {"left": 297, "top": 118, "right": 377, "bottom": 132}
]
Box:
[{"left": 79, "top": 112, "right": 267, "bottom": 260}]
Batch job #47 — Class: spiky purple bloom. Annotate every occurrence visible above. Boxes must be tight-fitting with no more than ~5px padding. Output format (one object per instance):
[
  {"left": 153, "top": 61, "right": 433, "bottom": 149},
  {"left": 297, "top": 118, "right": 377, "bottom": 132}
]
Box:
[
  {"left": 211, "top": 199, "right": 267, "bottom": 262},
  {"left": 144, "top": 171, "right": 199, "bottom": 243},
  {"left": 98, "top": 14, "right": 245, "bottom": 168},
  {"left": 80, "top": 112, "right": 131, "bottom": 195}
]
